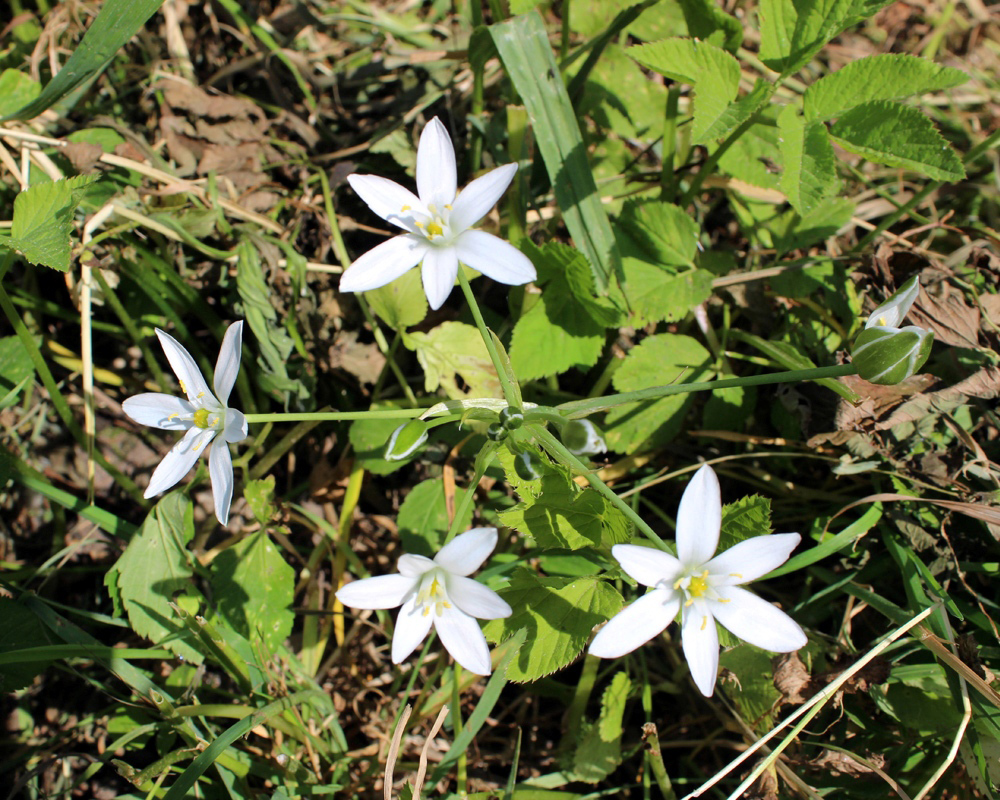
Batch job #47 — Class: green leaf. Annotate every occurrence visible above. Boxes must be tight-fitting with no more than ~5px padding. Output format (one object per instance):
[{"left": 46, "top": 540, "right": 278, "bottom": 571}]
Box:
[
  {"left": 0, "top": 598, "right": 55, "bottom": 691},
  {"left": 244, "top": 476, "right": 277, "bottom": 525},
  {"left": 852, "top": 327, "right": 934, "bottom": 384},
  {"left": 628, "top": 38, "right": 740, "bottom": 143},
  {"left": 758, "top": 0, "right": 797, "bottom": 72},
  {"left": 0, "top": 69, "right": 40, "bottom": 117},
  {"left": 604, "top": 334, "right": 713, "bottom": 454},
  {"left": 403, "top": 321, "right": 500, "bottom": 399},
  {"left": 1, "top": 0, "right": 166, "bottom": 121},
  {"left": 0, "top": 335, "right": 34, "bottom": 409},
  {"left": 673, "top": 0, "right": 743, "bottom": 51},
  {"left": 3, "top": 175, "right": 100, "bottom": 271},
  {"left": 616, "top": 200, "right": 699, "bottom": 269},
  {"left": 718, "top": 645, "right": 783, "bottom": 730},
  {"left": 774, "top": 196, "right": 855, "bottom": 255},
  {"left": 567, "top": 671, "right": 631, "bottom": 782},
  {"left": 484, "top": 571, "right": 623, "bottom": 682},
  {"left": 491, "top": 13, "right": 621, "bottom": 292},
  {"left": 804, "top": 54, "right": 968, "bottom": 121},
  {"left": 114, "top": 493, "right": 202, "bottom": 663},
  {"left": 829, "top": 100, "right": 965, "bottom": 181},
  {"left": 496, "top": 441, "right": 566, "bottom": 500},
  {"left": 694, "top": 79, "right": 774, "bottom": 145},
  {"left": 778, "top": 104, "right": 838, "bottom": 215},
  {"left": 716, "top": 109, "right": 782, "bottom": 190},
  {"left": 499, "top": 476, "right": 631, "bottom": 550},
  {"left": 366, "top": 269, "right": 427, "bottom": 330},
  {"left": 349, "top": 404, "right": 414, "bottom": 475},
  {"left": 211, "top": 532, "right": 294, "bottom": 653},
  {"left": 397, "top": 479, "right": 473, "bottom": 557},
  {"left": 719, "top": 495, "right": 772, "bottom": 551}
]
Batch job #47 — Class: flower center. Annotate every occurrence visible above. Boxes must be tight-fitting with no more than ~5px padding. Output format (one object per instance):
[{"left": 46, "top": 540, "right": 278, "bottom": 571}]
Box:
[
  {"left": 408, "top": 203, "right": 454, "bottom": 245},
  {"left": 415, "top": 571, "right": 452, "bottom": 617},
  {"left": 878, "top": 315, "right": 888, "bottom": 326},
  {"left": 672, "top": 569, "right": 726, "bottom": 607},
  {"left": 171, "top": 405, "right": 224, "bottom": 431}
]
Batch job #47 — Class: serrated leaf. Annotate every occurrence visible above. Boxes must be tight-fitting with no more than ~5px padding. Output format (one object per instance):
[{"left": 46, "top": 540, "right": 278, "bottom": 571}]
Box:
[
  {"left": 674, "top": 0, "right": 743, "bottom": 51},
  {"left": 719, "top": 495, "right": 772, "bottom": 551},
  {"left": 718, "top": 645, "right": 783, "bottom": 730},
  {"left": 509, "top": 293, "right": 605, "bottom": 381},
  {"left": 0, "top": 69, "right": 40, "bottom": 118},
  {"left": 617, "top": 200, "right": 700, "bottom": 268},
  {"left": 717, "top": 109, "right": 783, "bottom": 189},
  {"left": 604, "top": 334, "right": 712, "bottom": 454},
  {"left": 244, "top": 476, "right": 277, "bottom": 525},
  {"left": 4, "top": 175, "right": 99, "bottom": 271},
  {"left": 403, "top": 321, "right": 500, "bottom": 399},
  {"left": 483, "top": 571, "right": 623, "bottom": 682},
  {"left": 775, "top": 196, "right": 855, "bottom": 255},
  {"left": 804, "top": 54, "right": 968, "bottom": 121},
  {"left": 397, "top": 479, "right": 473, "bottom": 557},
  {"left": 778, "top": 105, "right": 838, "bottom": 215},
  {"left": 567, "top": 671, "right": 631, "bottom": 782},
  {"left": 620, "top": 264, "right": 713, "bottom": 327},
  {"left": 114, "top": 493, "right": 202, "bottom": 663},
  {"left": 495, "top": 442, "right": 566, "bottom": 500},
  {"left": 211, "top": 532, "right": 294, "bottom": 652},
  {"left": 628, "top": 39, "right": 740, "bottom": 143},
  {"left": 695, "top": 79, "right": 774, "bottom": 145},
  {"left": 829, "top": 101, "right": 965, "bottom": 181},
  {"left": 366, "top": 268, "right": 427, "bottom": 330}
]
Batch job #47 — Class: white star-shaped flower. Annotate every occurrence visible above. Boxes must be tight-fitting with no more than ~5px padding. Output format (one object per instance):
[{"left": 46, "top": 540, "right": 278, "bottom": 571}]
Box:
[
  {"left": 864, "top": 275, "right": 921, "bottom": 333},
  {"left": 588, "top": 464, "right": 806, "bottom": 697},
  {"left": 122, "top": 322, "right": 248, "bottom": 525},
  {"left": 341, "top": 117, "right": 536, "bottom": 310},
  {"left": 336, "top": 527, "right": 512, "bottom": 675}
]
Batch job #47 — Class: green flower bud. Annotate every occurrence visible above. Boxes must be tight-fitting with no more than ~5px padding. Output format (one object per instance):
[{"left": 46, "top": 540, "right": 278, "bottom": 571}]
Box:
[
  {"left": 852, "top": 326, "right": 934, "bottom": 385},
  {"left": 562, "top": 419, "right": 607, "bottom": 456},
  {"left": 499, "top": 406, "right": 524, "bottom": 431},
  {"left": 384, "top": 419, "right": 428, "bottom": 461},
  {"left": 487, "top": 422, "right": 508, "bottom": 442},
  {"left": 513, "top": 449, "right": 543, "bottom": 481}
]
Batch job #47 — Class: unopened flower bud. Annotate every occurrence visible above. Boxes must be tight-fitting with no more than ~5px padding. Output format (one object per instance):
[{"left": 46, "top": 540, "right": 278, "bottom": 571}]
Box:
[
  {"left": 562, "top": 419, "right": 607, "bottom": 456},
  {"left": 499, "top": 406, "right": 524, "bottom": 431},
  {"left": 384, "top": 419, "right": 428, "bottom": 461}
]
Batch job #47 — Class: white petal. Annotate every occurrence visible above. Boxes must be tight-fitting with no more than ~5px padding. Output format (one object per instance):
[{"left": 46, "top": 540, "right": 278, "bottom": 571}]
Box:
[
  {"left": 707, "top": 533, "right": 801, "bottom": 585},
  {"left": 209, "top": 437, "right": 235, "bottom": 526},
  {"left": 611, "top": 544, "right": 683, "bottom": 588},
  {"left": 434, "top": 605, "right": 492, "bottom": 675},
  {"left": 213, "top": 321, "right": 243, "bottom": 406},
  {"left": 391, "top": 596, "right": 435, "bottom": 663},
  {"left": 681, "top": 601, "right": 720, "bottom": 697},
  {"left": 347, "top": 174, "right": 426, "bottom": 233},
  {"left": 155, "top": 329, "right": 215, "bottom": 406},
  {"left": 420, "top": 245, "right": 459, "bottom": 310},
  {"left": 588, "top": 588, "right": 680, "bottom": 659},
  {"left": 866, "top": 276, "right": 919, "bottom": 329},
  {"left": 416, "top": 117, "right": 457, "bottom": 209},
  {"left": 434, "top": 527, "right": 498, "bottom": 576},
  {"left": 336, "top": 574, "right": 417, "bottom": 609},
  {"left": 677, "top": 464, "right": 721, "bottom": 567},
  {"left": 144, "top": 427, "right": 215, "bottom": 498},
  {"left": 710, "top": 586, "right": 807, "bottom": 653},
  {"left": 448, "top": 163, "right": 517, "bottom": 233},
  {"left": 453, "top": 230, "right": 536, "bottom": 287},
  {"left": 446, "top": 575, "right": 511, "bottom": 619},
  {"left": 340, "top": 235, "right": 429, "bottom": 294},
  {"left": 223, "top": 408, "right": 248, "bottom": 443},
  {"left": 122, "top": 393, "right": 194, "bottom": 430},
  {"left": 398, "top": 553, "right": 435, "bottom": 578}
]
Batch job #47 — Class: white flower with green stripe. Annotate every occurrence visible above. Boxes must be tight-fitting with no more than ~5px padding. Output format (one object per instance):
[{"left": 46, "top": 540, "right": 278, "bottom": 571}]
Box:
[{"left": 853, "top": 277, "right": 933, "bottom": 384}]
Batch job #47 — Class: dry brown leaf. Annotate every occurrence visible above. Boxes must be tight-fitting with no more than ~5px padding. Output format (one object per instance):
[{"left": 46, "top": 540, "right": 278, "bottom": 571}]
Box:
[
  {"left": 328, "top": 330, "right": 387, "bottom": 386},
  {"left": 876, "top": 366, "right": 1000, "bottom": 430},
  {"left": 63, "top": 141, "right": 104, "bottom": 173},
  {"left": 834, "top": 373, "right": 937, "bottom": 432},
  {"left": 810, "top": 749, "right": 884, "bottom": 776},
  {"left": 909, "top": 281, "right": 982, "bottom": 348},
  {"left": 773, "top": 651, "right": 811, "bottom": 705}
]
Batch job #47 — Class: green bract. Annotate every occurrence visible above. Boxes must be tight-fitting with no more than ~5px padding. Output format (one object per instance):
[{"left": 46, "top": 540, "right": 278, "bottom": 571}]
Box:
[
  {"left": 852, "top": 327, "right": 934, "bottom": 385},
  {"left": 384, "top": 419, "right": 429, "bottom": 461}
]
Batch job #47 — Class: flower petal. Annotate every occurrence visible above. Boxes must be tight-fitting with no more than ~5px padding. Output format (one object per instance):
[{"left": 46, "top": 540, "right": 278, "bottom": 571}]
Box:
[
  {"left": 156, "top": 329, "right": 215, "bottom": 406},
  {"left": 223, "top": 408, "right": 248, "bottom": 443},
  {"left": 446, "top": 575, "right": 511, "bottom": 620},
  {"left": 213, "top": 321, "right": 243, "bottom": 406},
  {"left": 209, "top": 437, "right": 235, "bottom": 526},
  {"left": 866, "top": 276, "right": 920, "bottom": 330},
  {"left": 707, "top": 533, "right": 801, "bottom": 585},
  {"left": 144, "top": 427, "right": 215, "bottom": 498},
  {"left": 416, "top": 117, "right": 457, "bottom": 209},
  {"left": 453, "top": 230, "right": 536, "bottom": 287},
  {"left": 677, "top": 464, "right": 721, "bottom": 567},
  {"left": 420, "top": 245, "right": 459, "bottom": 310},
  {"left": 340, "top": 235, "right": 429, "bottom": 294},
  {"left": 611, "top": 544, "right": 683, "bottom": 588},
  {"left": 347, "top": 174, "right": 426, "bottom": 233},
  {"left": 448, "top": 163, "right": 517, "bottom": 233},
  {"left": 681, "top": 601, "right": 720, "bottom": 697},
  {"left": 398, "top": 554, "right": 435, "bottom": 578},
  {"left": 434, "top": 527, "right": 498, "bottom": 576},
  {"left": 122, "top": 393, "right": 194, "bottom": 430},
  {"left": 434, "top": 605, "right": 492, "bottom": 674},
  {"left": 337, "top": 574, "right": 417, "bottom": 609},
  {"left": 588, "top": 588, "right": 680, "bottom": 659},
  {"left": 391, "top": 596, "right": 435, "bottom": 663},
  {"left": 710, "top": 586, "right": 807, "bottom": 653}
]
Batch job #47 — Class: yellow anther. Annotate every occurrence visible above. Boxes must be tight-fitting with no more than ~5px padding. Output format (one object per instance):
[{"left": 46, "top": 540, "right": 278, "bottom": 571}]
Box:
[
  {"left": 401, "top": 204, "right": 411, "bottom": 212},
  {"left": 729, "top": 573, "right": 742, "bottom": 579},
  {"left": 878, "top": 315, "right": 888, "bottom": 327},
  {"left": 426, "top": 221, "right": 444, "bottom": 237},
  {"left": 167, "top": 413, "right": 180, "bottom": 421},
  {"left": 444, "top": 203, "right": 453, "bottom": 210},
  {"left": 196, "top": 391, "right": 206, "bottom": 399},
  {"left": 179, "top": 380, "right": 187, "bottom": 394},
  {"left": 700, "top": 615, "right": 708, "bottom": 631}
]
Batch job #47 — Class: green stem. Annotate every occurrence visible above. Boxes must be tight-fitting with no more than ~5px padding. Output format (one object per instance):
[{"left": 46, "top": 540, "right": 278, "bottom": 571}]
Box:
[
  {"left": 456, "top": 269, "right": 520, "bottom": 407},
  {"left": 443, "top": 441, "right": 500, "bottom": 545},
  {"left": 243, "top": 408, "right": 426, "bottom": 424},
  {"left": 532, "top": 426, "right": 670, "bottom": 553},
  {"left": 661, "top": 87, "right": 680, "bottom": 202},
  {"left": 452, "top": 665, "right": 467, "bottom": 796},
  {"left": 558, "top": 363, "right": 857, "bottom": 417}
]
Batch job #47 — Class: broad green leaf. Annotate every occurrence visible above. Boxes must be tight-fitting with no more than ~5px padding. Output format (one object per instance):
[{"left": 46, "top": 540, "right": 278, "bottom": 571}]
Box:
[
  {"left": 1, "top": 0, "right": 166, "bottom": 122},
  {"left": 719, "top": 495, "right": 772, "bottom": 551},
  {"left": 569, "top": 0, "right": 647, "bottom": 35},
  {"left": 212, "top": 532, "right": 294, "bottom": 652},
  {"left": 628, "top": 39, "right": 740, "bottom": 143},
  {"left": 758, "top": 0, "right": 797, "bottom": 71},
  {"left": 397, "top": 479, "right": 473, "bottom": 556},
  {"left": 4, "top": 175, "right": 99, "bottom": 271},
  {"left": 0, "top": 69, "right": 40, "bottom": 117},
  {"left": 674, "top": 0, "right": 743, "bottom": 51},
  {"left": 484, "top": 571, "right": 623, "bottom": 681},
  {"left": 617, "top": 200, "right": 700, "bottom": 268},
  {"left": 0, "top": 335, "right": 34, "bottom": 409},
  {"left": 114, "top": 493, "right": 202, "bottom": 663},
  {"left": 804, "top": 54, "right": 968, "bottom": 121},
  {"left": 567, "top": 671, "right": 631, "bottom": 782},
  {"left": 852, "top": 326, "right": 934, "bottom": 384},
  {"left": 830, "top": 100, "right": 965, "bottom": 181},
  {"left": 604, "top": 334, "right": 713, "bottom": 454},
  {"left": 491, "top": 13, "right": 621, "bottom": 292},
  {"left": 496, "top": 441, "right": 566, "bottom": 500},
  {"left": 0, "top": 598, "right": 55, "bottom": 691},
  {"left": 717, "top": 109, "right": 783, "bottom": 189},
  {"left": 619, "top": 263, "right": 713, "bottom": 327},
  {"left": 366, "top": 268, "right": 427, "bottom": 330},
  {"left": 718, "top": 645, "right": 783, "bottom": 730},
  {"left": 575, "top": 44, "right": 667, "bottom": 141},
  {"left": 499, "top": 476, "right": 631, "bottom": 550},
  {"left": 244, "top": 476, "right": 277, "bottom": 525},
  {"left": 526, "top": 243, "right": 622, "bottom": 328},
  {"left": 694, "top": 79, "right": 774, "bottom": 145},
  {"left": 774, "top": 196, "right": 855, "bottom": 255},
  {"left": 349, "top": 404, "right": 414, "bottom": 475},
  {"left": 510, "top": 0, "right": 539, "bottom": 12},
  {"left": 509, "top": 286, "right": 606, "bottom": 381},
  {"left": 403, "top": 321, "right": 500, "bottom": 399},
  {"left": 778, "top": 104, "right": 838, "bottom": 215}
]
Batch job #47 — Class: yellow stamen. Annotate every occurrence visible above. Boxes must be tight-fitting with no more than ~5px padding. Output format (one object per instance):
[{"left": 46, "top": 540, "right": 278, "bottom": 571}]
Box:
[
  {"left": 688, "top": 571, "right": 710, "bottom": 598},
  {"left": 700, "top": 615, "right": 708, "bottom": 631},
  {"left": 401, "top": 204, "right": 411, "bottom": 212},
  {"left": 193, "top": 408, "right": 212, "bottom": 429},
  {"left": 444, "top": 203, "right": 453, "bottom": 210},
  {"left": 179, "top": 380, "right": 187, "bottom": 394},
  {"left": 879, "top": 315, "right": 888, "bottom": 326},
  {"left": 426, "top": 221, "right": 444, "bottom": 237}
]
